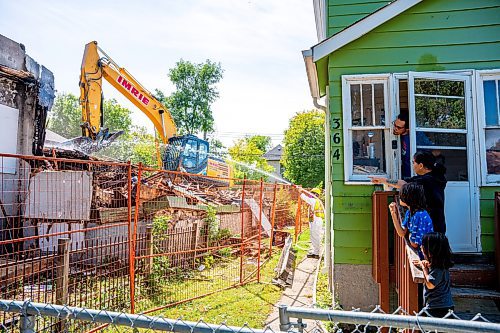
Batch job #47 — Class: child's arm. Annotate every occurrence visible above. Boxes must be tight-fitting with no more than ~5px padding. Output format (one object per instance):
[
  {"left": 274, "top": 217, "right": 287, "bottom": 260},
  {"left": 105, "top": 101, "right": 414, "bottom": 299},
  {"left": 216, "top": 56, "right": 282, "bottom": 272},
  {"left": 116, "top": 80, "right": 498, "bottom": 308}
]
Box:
[
  {"left": 389, "top": 202, "right": 406, "bottom": 238},
  {"left": 413, "top": 260, "right": 436, "bottom": 289}
]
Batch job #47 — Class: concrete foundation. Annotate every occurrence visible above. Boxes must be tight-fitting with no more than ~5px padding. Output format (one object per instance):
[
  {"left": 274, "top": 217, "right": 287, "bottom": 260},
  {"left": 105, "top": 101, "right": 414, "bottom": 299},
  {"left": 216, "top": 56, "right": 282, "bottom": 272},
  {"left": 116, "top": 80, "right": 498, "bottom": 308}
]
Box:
[{"left": 332, "top": 263, "right": 379, "bottom": 310}]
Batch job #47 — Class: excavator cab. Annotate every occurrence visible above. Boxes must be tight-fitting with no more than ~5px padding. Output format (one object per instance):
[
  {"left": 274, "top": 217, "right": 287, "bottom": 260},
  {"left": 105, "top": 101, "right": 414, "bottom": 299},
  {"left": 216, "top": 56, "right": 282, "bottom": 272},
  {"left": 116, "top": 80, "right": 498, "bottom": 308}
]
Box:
[
  {"left": 163, "top": 135, "right": 209, "bottom": 174},
  {"left": 163, "top": 134, "right": 231, "bottom": 183}
]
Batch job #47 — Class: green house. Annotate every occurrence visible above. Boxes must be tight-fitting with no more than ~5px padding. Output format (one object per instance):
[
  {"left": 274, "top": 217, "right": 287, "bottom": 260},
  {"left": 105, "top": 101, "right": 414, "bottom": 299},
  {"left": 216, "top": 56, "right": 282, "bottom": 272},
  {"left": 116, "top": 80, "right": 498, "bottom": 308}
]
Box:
[{"left": 303, "top": 0, "right": 500, "bottom": 309}]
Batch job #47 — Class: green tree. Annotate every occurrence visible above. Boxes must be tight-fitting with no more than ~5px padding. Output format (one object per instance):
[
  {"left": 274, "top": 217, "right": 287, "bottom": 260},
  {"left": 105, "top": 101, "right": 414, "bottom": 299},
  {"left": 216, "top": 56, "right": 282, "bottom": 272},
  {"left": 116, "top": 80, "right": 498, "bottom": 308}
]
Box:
[
  {"left": 48, "top": 93, "right": 133, "bottom": 138},
  {"left": 158, "top": 59, "right": 223, "bottom": 139},
  {"left": 282, "top": 110, "right": 325, "bottom": 187},
  {"left": 228, "top": 136, "right": 274, "bottom": 180},
  {"left": 47, "top": 93, "right": 158, "bottom": 166},
  {"left": 47, "top": 93, "right": 81, "bottom": 138}
]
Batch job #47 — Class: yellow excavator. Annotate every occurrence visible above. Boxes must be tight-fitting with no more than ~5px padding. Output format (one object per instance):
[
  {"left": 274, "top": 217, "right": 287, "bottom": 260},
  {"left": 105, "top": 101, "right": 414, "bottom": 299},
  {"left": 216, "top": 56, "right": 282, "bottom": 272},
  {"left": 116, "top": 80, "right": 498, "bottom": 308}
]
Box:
[{"left": 74, "top": 41, "right": 230, "bottom": 180}]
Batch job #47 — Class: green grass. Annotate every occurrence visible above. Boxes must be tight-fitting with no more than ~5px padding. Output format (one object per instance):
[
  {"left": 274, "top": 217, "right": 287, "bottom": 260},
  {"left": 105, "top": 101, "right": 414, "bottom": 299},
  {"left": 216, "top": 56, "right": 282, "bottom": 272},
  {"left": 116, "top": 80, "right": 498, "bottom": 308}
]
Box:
[
  {"left": 293, "top": 228, "right": 311, "bottom": 263},
  {"left": 155, "top": 254, "right": 282, "bottom": 326},
  {"left": 315, "top": 260, "right": 333, "bottom": 309},
  {"left": 141, "top": 251, "right": 284, "bottom": 327}
]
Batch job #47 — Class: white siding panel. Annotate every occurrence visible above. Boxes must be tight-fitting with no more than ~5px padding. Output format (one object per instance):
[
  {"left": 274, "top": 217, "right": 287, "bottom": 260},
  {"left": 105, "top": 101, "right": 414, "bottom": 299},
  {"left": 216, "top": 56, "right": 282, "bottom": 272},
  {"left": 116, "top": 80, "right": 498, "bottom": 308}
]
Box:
[{"left": 24, "top": 171, "right": 93, "bottom": 220}]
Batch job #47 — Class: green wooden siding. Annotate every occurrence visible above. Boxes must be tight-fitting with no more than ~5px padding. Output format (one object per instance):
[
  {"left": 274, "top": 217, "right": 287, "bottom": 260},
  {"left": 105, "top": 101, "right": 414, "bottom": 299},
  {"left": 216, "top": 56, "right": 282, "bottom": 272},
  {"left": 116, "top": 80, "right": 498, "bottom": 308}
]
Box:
[
  {"left": 326, "top": 0, "right": 500, "bottom": 264},
  {"left": 480, "top": 187, "right": 499, "bottom": 252},
  {"left": 328, "top": 0, "right": 389, "bottom": 36}
]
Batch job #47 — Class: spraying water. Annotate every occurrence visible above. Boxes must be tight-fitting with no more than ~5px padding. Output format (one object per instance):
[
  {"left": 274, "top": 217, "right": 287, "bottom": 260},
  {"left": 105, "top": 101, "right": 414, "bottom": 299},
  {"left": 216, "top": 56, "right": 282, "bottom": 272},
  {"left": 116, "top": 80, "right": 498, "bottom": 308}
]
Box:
[{"left": 217, "top": 154, "right": 291, "bottom": 185}]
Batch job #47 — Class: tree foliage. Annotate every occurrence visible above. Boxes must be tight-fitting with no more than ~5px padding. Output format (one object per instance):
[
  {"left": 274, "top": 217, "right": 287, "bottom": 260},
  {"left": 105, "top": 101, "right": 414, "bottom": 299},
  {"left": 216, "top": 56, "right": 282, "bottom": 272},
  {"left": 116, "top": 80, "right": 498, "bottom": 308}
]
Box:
[
  {"left": 282, "top": 110, "right": 325, "bottom": 188},
  {"left": 47, "top": 93, "right": 157, "bottom": 166},
  {"left": 228, "top": 136, "right": 274, "bottom": 180},
  {"left": 48, "top": 93, "right": 133, "bottom": 138},
  {"left": 47, "top": 93, "right": 82, "bottom": 138},
  {"left": 159, "top": 59, "right": 223, "bottom": 139}
]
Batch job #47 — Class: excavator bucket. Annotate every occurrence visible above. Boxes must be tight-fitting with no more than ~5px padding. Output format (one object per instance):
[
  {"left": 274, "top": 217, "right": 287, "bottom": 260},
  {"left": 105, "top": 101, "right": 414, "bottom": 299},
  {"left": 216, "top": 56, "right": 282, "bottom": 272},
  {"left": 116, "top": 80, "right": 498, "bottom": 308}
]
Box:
[{"left": 59, "top": 129, "right": 124, "bottom": 155}]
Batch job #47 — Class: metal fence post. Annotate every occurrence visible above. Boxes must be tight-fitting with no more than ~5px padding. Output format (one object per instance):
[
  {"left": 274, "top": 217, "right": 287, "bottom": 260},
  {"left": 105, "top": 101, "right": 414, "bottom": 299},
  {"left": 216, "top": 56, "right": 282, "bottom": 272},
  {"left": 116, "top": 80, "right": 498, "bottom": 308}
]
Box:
[
  {"left": 294, "top": 192, "right": 302, "bottom": 243},
  {"left": 130, "top": 162, "right": 143, "bottom": 314},
  {"left": 240, "top": 178, "right": 246, "bottom": 284},
  {"left": 145, "top": 226, "right": 153, "bottom": 275},
  {"left": 20, "top": 315, "right": 35, "bottom": 333},
  {"left": 56, "top": 238, "right": 70, "bottom": 333},
  {"left": 278, "top": 304, "right": 291, "bottom": 332},
  {"left": 191, "top": 223, "right": 198, "bottom": 268},
  {"left": 269, "top": 182, "right": 278, "bottom": 257},
  {"left": 257, "top": 178, "right": 263, "bottom": 282},
  {"left": 127, "top": 161, "right": 134, "bottom": 313}
]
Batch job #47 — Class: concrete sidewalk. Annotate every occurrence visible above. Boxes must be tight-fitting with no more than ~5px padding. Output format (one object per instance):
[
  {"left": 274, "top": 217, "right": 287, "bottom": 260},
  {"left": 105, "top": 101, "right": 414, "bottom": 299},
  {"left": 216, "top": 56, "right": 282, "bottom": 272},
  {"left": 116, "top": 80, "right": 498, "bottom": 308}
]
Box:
[{"left": 264, "top": 256, "right": 320, "bottom": 331}]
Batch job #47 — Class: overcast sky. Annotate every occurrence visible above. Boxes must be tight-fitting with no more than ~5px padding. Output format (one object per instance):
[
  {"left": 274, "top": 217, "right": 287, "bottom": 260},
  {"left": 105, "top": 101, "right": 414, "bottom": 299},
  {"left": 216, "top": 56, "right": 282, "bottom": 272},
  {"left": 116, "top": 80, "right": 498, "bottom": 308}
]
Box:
[{"left": 0, "top": 0, "right": 318, "bottom": 148}]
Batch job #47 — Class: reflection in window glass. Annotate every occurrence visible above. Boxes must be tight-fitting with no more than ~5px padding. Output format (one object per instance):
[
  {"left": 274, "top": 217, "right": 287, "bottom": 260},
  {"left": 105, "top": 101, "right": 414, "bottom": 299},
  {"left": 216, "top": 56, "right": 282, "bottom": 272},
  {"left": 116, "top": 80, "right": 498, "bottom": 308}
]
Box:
[
  {"left": 483, "top": 80, "right": 499, "bottom": 126},
  {"left": 374, "top": 84, "right": 385, "bottom": 126},
  {"left": 352, "top": 129, "right": 386, "bottom": 175},
  {"left": 199, "top": 142, "right": 208, "bottom": 163},
  {"left": 485, "top": 129, "right": 500, "bottom": 175},
  {"left": 416, "top": 132, "right": 466, "bottom": 147},
  {"left": 418, "top": 148, "right": 468, "bottom": 181},
  {"left": 414, "top": 79, "right": 464, "bottom": 96},
  {"left": 351, "top": 85, "right": 361, "bottom": 126},
  {"left": 362, "top": 84, "right": 373, "bottom": 126},
  {"left": 350, "top": 83, "right": 385, "bottom": 127},
  {"left": 183, "top": 139, "right": 198, "bottom": 169},
  {"left": 415, "top": 96, "right": 465, "bottom": 129}
]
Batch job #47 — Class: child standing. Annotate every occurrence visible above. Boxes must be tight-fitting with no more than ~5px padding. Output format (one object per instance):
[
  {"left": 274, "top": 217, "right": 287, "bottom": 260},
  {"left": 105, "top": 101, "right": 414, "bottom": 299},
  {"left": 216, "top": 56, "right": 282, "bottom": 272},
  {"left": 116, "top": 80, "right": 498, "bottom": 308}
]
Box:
[
  {"left": 389, "top": 182, "right": 433, "bottom": 249},
  {"left": 413, "top": 232, "right": 454, "bottom": 317}
]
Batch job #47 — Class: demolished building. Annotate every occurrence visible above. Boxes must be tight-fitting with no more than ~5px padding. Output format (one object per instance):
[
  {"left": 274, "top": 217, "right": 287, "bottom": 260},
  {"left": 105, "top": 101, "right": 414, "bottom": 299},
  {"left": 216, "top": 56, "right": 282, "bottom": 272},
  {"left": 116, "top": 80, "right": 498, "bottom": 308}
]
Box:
[{"left": 0, "top": 34, "right": 55, "bottom": 255}]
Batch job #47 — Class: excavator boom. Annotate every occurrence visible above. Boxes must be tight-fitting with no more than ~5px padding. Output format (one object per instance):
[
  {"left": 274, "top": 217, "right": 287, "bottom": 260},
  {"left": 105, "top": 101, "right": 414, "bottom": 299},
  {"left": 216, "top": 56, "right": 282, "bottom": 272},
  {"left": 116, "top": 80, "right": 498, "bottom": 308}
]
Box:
[{"left": 72, "top": 41, "right": 176, "bottom": 154}]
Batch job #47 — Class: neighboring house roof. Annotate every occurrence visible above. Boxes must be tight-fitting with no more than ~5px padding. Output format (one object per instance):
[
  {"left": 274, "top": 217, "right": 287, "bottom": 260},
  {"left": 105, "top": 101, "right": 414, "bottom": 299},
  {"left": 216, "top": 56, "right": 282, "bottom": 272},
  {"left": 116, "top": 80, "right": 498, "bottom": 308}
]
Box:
[
  {"left": 303, "top": 0, "right": 423, "bottom": 97},
  {"left": 263, "top": 144, "right": 283, "bottom": 162},
  {"left": 44, "top": 129, "right": 67, "bottom": 145}
]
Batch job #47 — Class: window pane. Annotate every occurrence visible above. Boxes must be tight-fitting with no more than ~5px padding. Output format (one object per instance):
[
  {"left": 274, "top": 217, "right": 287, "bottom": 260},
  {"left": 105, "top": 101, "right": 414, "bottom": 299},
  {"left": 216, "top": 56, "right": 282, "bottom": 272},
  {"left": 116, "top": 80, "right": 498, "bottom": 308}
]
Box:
[
  {"left": 374, "top": 83, "right": 385, "bottom": 126},
  {"left": 418, "top": 148, "right": 468, "bottom": 181},
  {"left": 182, "top": 139, "right": 198, "bottom": 169},
  {"left": 414, "top": 79, "right": 464, "bottom": 96},
  {"left": 483, "top": 80, "right": 499, "bottom": 126},
  {"left": 199, "top": 142, "right": 208, "bottom": 163},
  {"left": 362, "top": 84, "right": 373, "bottom": 126},
  {"left": 350, "top": 84, "right": 361, "bottom": 126},
  {"left": 485, "top": 128, "right": 500, "bottom": 175},
  {"left": 416, "top": 132, "right": 466, "bottom": 147},
  {"left": 415, "top": 96, "right": 466, "bottom": 129},
  {"left": 352, "top": 129, "right": 386, "bottom": 175}
]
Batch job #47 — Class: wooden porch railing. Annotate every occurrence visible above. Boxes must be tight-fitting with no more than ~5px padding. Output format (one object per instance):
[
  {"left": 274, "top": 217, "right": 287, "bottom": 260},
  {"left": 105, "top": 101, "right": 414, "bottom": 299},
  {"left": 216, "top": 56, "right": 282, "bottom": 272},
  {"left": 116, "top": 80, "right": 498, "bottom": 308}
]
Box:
[
  {"left": 495, "top": 192, "right": 500, "bottom": 291},
  {"left": 372, "top": 191, "right": 421, "bottom": 314},
  {"left": 372, "top": 191, "right": 394, "bottom": 312}
]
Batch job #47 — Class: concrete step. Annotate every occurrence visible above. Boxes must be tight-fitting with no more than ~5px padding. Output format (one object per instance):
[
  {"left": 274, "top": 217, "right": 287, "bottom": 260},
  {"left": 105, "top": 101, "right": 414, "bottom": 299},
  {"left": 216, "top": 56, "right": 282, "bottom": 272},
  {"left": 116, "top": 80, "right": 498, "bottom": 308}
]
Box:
[
  {"left": 451, "top": 287, "right": 500, "bottom": 301},
  {"left": 450, "top": 263, "right": 497, "bottom": 288}
]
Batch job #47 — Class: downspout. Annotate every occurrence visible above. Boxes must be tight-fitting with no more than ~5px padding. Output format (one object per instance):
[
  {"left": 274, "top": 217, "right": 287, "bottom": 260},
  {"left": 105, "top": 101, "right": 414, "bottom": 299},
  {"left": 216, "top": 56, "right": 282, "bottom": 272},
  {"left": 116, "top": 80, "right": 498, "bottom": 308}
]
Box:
[
  {"left": 302, "top": 50, "right": 333, "bottom": 292},
  {"left": 314, "top": 97, "right": 332, "bottom": 293}
]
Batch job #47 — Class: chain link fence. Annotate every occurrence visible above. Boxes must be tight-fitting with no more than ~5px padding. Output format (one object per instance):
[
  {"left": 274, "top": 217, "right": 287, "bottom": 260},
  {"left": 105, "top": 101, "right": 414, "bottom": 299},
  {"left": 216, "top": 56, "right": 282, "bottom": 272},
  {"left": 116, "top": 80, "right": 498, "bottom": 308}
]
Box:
[
  {"left": 1, "top": 300, "right": 499, "bottom": 333},
  {"left": 278, "top": 305, "right": 500, "bottom": 333}
]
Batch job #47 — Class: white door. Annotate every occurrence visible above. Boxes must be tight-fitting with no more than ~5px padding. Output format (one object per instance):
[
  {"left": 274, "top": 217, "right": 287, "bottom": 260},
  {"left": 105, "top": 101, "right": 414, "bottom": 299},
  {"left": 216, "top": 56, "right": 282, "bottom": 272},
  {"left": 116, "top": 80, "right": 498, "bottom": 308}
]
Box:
[{"left": 408, "top": 72, "right": 478, "bottom": 252}]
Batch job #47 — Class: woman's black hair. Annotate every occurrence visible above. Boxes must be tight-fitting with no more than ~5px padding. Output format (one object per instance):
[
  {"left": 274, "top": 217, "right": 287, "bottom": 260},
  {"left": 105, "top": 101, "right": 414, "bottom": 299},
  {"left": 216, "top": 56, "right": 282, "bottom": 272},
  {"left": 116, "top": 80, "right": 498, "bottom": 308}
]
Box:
[
  {"left": 414, "top": 150, "right": 447, "bottom": 175},
  {"left": 421, "top": 232, "right": 453, "bottom": 269},
  {"left": 400, "top": 182, "right": 427, "bottom": 214}
]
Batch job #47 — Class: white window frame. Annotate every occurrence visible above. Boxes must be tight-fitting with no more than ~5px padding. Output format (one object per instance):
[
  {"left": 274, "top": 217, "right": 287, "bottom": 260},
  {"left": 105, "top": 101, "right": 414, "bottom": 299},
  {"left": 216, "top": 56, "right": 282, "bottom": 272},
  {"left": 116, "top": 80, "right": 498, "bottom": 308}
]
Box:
[
  {"left": 341, "top": 74, "right": 391, "bottom": 184},
  {"left": 476, "top": 69, "right": 500, "bottom": 185}
]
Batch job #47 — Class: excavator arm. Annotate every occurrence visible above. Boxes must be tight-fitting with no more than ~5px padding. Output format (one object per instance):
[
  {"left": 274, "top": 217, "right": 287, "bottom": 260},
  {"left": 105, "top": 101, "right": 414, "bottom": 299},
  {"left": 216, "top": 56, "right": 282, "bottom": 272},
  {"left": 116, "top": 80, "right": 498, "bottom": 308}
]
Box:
[{"left": 78, "top": 41, "right": 176, "bottom": 150}]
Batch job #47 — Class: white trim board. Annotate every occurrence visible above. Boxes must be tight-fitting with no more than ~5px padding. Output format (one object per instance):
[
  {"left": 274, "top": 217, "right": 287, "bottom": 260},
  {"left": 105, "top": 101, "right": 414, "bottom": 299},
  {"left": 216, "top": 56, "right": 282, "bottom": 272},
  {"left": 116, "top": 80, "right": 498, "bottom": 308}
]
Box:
[{"left": 311, "top": 0, "right": 423, "bottom": 62}]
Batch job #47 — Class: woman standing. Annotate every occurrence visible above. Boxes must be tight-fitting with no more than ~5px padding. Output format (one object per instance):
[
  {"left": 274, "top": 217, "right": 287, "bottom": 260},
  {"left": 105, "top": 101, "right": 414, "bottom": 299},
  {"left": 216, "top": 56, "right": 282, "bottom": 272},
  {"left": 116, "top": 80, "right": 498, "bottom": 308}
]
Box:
[{"left": 370, "top": 151, "right": 447, "bottom": 233}]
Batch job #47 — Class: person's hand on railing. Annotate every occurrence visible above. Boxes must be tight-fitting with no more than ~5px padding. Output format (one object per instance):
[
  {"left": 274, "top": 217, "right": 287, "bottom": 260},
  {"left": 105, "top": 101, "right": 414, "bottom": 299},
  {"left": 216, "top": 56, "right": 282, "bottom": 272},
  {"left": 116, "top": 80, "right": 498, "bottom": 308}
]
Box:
[{"left": 368, "top": 176, "right": 387, "bottom": 185}]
